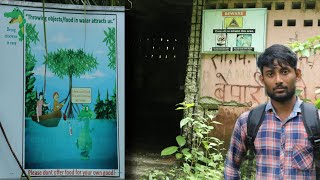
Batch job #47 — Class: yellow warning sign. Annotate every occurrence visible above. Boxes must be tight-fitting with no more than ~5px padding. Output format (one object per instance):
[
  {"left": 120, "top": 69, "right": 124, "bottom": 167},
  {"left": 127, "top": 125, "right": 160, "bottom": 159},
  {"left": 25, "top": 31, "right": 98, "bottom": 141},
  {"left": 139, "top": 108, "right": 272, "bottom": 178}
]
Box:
[{"left": 224, "top": 17, "right": 243, "bottom": 28}]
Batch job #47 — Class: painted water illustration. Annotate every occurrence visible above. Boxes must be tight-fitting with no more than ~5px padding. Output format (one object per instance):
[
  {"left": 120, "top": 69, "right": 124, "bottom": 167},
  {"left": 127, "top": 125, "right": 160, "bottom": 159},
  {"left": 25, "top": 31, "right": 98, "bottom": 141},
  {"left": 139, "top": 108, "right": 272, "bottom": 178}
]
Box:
[{"left": 25, "top": 118, "right": 118, "bottom": 169}]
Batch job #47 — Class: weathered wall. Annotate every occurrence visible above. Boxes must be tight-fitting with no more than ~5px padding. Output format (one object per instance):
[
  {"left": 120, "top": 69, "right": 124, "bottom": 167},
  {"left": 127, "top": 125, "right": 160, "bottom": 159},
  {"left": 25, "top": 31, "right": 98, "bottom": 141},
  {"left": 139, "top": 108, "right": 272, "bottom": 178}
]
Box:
[{"left": 184, "top": 0, "right": 320, "bottom": 148}]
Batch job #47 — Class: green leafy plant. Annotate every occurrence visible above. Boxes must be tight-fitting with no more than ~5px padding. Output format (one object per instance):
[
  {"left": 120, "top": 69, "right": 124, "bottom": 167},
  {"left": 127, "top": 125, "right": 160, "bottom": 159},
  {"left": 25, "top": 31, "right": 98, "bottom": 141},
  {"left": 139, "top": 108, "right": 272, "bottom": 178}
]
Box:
[
  {"left": 103, "top": 27, "right": 116, "bottom": 70},
  {"left": 25, "top": 23, "right": 39, "bottom": 117},
  {"left": 148, "top": 102, "right": 225, "bottom": 180},
  {"left": 94, "top": 87, "right": 117, "bottom": 119},
  {"left": 287, "top": 35, "right": 320, "bottom": 58}
]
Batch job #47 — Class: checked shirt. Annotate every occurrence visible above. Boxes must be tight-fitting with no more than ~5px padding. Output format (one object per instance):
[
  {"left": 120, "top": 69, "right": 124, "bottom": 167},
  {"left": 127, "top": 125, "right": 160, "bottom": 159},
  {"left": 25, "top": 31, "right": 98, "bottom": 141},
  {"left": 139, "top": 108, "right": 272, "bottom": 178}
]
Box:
[{"left": 224, "top": 97, "right": 316, "bottom": 179}]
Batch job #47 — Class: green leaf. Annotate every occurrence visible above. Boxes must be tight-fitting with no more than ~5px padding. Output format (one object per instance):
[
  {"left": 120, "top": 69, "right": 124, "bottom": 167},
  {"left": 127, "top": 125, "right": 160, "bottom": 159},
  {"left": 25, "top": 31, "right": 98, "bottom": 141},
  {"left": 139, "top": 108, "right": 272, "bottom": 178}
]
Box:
[
  {"left": 181, "top": 148, "right": 190, "bottom": 154},
  {"left": 175, "top": 153, "right": 183, "bottom": 159},
  {"left": 213, "top": 154, "right": 223, "bottom": 161},
  {"left": 295, "top": 89, "right": 302, "bottom": 96},
  {"left": 161, "top": 146, "right": 178, "bottom": 156},
  {"left": 315, "top": 98, "right": 320, "bottom": 109},
  {"left": 207, "top": 114, "right": 214, "bottom": 119},
  {"left": 301, "top": 49, "right": 310, "bottom": 57},
  {"left": 175, "top": 107, "right": 185, "bottom": 110},
  {"left": 196, "top": 132, "right": 203, "bottom": 138},
  {"left": 185, "top": 103, "right": 195, "bottom": 108},
  {"left": 299, "top": 45, "right": 304, "bottom": 50},
  {"left": 176, "top": 135, "right": 186, "bottom": 147},
  {"left": 202, "top": 141, "right": 209, "bottom": 150},
  {"left": 314, "top": 44, "right": 320, "bottom": 49},
  {"left": 292, "top": 47, "right": 299, "bottom": 52},
  {"left": 180, "top": 117, "right": 192, "bottom": 128}
]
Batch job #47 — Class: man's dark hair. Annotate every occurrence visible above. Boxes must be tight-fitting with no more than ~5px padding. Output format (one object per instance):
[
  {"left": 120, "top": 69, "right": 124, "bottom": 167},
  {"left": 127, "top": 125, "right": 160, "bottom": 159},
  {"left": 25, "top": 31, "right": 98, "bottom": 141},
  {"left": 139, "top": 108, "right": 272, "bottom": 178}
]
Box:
[{"left": 257, "top": 44, "right": 298, "bottom": 74}]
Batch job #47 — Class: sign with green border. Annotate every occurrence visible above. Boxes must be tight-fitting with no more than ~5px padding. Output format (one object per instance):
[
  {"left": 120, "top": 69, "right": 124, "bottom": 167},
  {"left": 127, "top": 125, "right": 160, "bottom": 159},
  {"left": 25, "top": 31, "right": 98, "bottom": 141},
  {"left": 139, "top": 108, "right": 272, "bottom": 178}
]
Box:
[{"left": 202, "top": 8, "right": 267, "bottom": 54}]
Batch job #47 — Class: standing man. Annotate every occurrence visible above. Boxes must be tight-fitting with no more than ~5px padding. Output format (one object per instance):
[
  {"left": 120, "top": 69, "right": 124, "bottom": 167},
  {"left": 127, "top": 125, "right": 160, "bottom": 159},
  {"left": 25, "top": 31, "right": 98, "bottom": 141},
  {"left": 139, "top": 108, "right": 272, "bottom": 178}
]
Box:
[{"left": 224, "top": 44, "right": 317, "bottom": 179}]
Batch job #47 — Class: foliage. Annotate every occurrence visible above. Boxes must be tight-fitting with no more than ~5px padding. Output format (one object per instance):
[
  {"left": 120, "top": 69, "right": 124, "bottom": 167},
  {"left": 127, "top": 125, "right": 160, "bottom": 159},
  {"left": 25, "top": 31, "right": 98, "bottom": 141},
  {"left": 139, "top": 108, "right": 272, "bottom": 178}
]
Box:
[
  {"left": 147, "top": 102, "right": 225, "bottom": 180},
  {"left": 94, "top": 88, "right": 117, "bottom": 119},
  {"left": 103, "top": 27, "right": 116, "bottom": 70},
  {"left": 287, "top": 35, "right": 320, "bottom": 58},
  {"left": 25, "top": 23, "right": 39, "bottom": 117},
  {"left": 239, "top": 152, "right": 256, "bottom": 180},
  {"left": 46, "top": 49, "right": 98, "bottom": 78}
]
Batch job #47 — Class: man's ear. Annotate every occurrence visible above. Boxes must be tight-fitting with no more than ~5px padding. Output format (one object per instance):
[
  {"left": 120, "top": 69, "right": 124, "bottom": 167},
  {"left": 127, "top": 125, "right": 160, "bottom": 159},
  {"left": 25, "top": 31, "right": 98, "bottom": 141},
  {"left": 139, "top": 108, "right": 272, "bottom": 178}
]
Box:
[
  {"left": 296, "top": 69, "right": 302, "bottom": 81},
  {"left": 259, "top": 73, "right": 265, "bottom": 85}
]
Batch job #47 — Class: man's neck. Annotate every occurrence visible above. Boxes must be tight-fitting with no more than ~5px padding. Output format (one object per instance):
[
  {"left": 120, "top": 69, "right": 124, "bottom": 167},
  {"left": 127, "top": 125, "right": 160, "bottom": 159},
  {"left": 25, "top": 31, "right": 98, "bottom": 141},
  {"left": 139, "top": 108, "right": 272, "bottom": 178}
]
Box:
[{"left": 270, "top": 96, "right": 297, "bottom": 121}]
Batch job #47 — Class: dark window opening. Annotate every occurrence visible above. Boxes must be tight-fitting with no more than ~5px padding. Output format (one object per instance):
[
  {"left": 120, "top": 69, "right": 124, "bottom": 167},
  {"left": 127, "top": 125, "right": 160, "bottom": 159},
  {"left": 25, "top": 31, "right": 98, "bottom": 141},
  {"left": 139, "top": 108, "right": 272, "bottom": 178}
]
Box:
[
  {"left": 218, "top": 3, "right": 228, "bottom": 9},
  {"left": 246, "top": 3, "right": 256, "bottom": 8},
  {"left": 274, "top": 20, "right": 283, "bottom": 26},
  {"left": 292, "top": 2, "right": 301, "bottom": 9},
  {"left": 275, "top": 2, "right": 285, "bottom": 10},
  {"left": 234, "top": 3, "right": 243, "bottom": 8},
  {"left": 318, "top": 19, "right": 320, "bottom": 26},
  {"left": 304, "top": 20, "right": 313, "bottom": 26},
  {"left": 305, "top": 1, "right": 316, "bottom": 9},
  {"left": 287, "top": 19, "right": 296, "bottom": 26},
  {"left": 262, "top": 2, "right": 272, "bottom": 10}
]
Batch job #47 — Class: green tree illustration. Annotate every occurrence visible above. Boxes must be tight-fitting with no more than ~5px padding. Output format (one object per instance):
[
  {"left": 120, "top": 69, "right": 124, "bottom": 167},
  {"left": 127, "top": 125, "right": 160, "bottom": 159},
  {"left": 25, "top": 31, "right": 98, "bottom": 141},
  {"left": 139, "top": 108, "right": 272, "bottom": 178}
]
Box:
[
  {"left": 94, "top": 87, "right": 117, "bottom": 119},
  {"left": 94, "top": 90, "right": 107, "bottom": 119},
  {"left": 103, "top": 27, "right": 116, "bottom": 70},
  {"left": 109, "top": 83, "right": 117, "bottom": 119},
  {"left": 25, "top": 23, "right": 39, "bottom": 117},
  {"left": 46, "top": 49, "right": 98, "bottom": 118}
]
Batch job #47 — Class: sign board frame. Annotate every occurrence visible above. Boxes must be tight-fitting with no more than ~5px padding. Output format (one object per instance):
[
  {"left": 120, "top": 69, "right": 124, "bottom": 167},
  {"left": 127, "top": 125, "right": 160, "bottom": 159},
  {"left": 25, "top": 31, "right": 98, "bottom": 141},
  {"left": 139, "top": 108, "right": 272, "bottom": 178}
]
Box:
[
  {"left": 0, "top": 1, "right": 125, "bottom": 179},
  {"left": 201, "top": 8, "right": 267, "bottom": 54}
]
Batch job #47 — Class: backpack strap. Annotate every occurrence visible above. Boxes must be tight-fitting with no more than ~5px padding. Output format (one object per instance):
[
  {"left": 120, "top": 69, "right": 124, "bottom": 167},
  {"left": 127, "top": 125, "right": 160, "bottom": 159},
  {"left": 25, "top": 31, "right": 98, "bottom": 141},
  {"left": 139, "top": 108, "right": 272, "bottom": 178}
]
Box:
[
  {"left": 246, "top": 103, "right": 267, "bottom": 154},
  {"left": 245, "top": 103, "right": 267, "bottom": 178},
  {"left": 300, "top": 102, "right": 320, "bottom": 178}
]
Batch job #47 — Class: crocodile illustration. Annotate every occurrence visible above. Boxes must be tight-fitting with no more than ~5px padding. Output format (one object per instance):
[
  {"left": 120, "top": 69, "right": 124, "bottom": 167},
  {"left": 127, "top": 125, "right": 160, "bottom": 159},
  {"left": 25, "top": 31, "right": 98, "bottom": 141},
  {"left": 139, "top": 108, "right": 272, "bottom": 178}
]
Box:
[
  {"left": 4, "top": 7, "right": 26, "bottom": 41},
  {"left": 76, "top": 105, "right": 96, "bottom": 160},
  {"left": 76, "top": 119, "right": 93, "bottom": 160},
  {"left": 78, "top": 105, "right": 96, "bottom": 120}
]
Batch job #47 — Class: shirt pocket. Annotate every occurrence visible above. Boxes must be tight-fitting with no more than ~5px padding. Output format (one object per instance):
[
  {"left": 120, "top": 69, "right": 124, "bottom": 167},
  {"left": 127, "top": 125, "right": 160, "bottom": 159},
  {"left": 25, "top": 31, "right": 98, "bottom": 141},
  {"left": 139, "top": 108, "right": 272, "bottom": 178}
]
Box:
[{"left": 292, "top": 143, "right": 313, "bottom": 171}]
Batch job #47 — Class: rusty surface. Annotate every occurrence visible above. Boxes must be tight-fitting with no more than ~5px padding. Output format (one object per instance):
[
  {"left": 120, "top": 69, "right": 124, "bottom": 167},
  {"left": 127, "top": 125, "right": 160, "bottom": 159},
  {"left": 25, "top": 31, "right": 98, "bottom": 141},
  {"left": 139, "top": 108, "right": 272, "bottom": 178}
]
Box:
[{"left": 210, "top": 106, "right": 251, "bottom": 151}]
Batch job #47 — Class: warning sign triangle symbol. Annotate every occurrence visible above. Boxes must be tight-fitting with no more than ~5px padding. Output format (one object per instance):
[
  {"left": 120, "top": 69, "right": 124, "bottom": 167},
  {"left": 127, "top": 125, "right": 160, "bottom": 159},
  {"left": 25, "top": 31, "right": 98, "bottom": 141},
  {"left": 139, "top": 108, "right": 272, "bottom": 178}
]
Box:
[{"left": 229, "top": 18, "right": 239, "bottom": 27}]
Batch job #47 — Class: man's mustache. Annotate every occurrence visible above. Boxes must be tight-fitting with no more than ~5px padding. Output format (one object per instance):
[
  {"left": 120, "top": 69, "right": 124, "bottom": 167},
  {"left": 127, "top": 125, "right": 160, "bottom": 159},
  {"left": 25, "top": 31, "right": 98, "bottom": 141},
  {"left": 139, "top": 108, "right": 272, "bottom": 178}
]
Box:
[{"left": 274, "top": 84, "right": 287, "bottom": 90}]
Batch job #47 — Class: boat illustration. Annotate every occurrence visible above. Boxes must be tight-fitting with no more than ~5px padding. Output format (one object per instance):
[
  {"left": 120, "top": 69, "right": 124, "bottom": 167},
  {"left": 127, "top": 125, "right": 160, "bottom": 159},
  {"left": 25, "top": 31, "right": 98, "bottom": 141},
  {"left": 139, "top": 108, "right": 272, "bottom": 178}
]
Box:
[{"left": 31, "top": 111, "right": 62, "bottom": 127}]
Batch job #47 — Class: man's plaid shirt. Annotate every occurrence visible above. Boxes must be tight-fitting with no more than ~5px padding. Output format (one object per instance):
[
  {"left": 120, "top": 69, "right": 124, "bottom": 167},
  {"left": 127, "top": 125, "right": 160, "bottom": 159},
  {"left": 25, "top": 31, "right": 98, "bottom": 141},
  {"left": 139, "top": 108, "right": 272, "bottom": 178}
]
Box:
[{"left": 224, "top": 97, "right": 316, "bottom": 179}]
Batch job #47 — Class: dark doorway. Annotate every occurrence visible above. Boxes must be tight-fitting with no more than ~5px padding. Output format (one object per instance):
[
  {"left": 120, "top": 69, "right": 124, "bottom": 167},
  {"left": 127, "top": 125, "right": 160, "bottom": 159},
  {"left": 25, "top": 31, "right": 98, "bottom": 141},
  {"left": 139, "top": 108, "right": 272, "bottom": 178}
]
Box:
[{"left": 125, "top": 0, "right": 193, "bottom": 153}]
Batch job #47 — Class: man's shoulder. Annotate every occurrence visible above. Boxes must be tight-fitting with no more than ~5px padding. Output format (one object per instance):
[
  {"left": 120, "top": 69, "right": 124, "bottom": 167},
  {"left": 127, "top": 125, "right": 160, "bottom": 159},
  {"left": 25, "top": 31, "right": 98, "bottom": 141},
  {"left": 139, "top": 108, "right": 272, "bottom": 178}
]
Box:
[{"left": 237, "top": 110, "right": 250, "bottom": 125}]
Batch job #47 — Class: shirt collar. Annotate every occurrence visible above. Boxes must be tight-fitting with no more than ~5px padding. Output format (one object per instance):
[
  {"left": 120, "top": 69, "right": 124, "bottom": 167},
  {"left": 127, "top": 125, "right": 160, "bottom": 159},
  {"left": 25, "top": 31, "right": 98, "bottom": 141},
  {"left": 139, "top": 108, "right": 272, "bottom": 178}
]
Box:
[{"left": 265, "top": 96, "right": 303, "bottom": 115}]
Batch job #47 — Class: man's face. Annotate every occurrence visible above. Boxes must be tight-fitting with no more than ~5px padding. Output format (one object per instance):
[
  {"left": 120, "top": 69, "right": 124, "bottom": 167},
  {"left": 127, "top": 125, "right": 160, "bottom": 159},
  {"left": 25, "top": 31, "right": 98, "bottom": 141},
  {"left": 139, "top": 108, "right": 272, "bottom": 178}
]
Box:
[{"left": 260, "top": 60, "right": 301, "bottom": 102}]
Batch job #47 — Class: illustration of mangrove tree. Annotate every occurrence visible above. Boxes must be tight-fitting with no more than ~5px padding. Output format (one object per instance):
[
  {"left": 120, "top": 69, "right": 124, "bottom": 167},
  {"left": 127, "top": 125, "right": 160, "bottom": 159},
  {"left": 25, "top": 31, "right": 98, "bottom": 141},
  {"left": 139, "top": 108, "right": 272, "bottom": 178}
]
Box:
[{"left": 46, "top": 49, "right": 98, "bottom": 118}]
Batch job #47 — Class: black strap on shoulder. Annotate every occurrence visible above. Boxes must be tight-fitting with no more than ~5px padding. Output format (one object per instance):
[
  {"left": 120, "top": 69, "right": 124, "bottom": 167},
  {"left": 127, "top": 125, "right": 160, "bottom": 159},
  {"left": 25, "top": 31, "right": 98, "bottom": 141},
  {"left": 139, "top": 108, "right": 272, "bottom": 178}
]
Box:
[
  {"left": 300, "top": 102, "right": 320, "bottom": 178},
  {"left": 246, "top": 103, "right": 267, "bottom": 153},
  {"left": 245, "top": 103, "right": 267, "bottom": 178}
]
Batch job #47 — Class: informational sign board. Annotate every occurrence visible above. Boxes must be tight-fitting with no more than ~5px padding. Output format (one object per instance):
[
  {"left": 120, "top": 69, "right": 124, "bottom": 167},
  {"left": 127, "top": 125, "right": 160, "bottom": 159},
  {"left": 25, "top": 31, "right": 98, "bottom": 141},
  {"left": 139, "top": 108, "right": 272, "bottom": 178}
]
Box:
[
  {"left": 202, "top": 8, "right": 267, "bottom": 54},
  {"left": 0, "top": 1, "right": 125, "bottom": 179}
]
